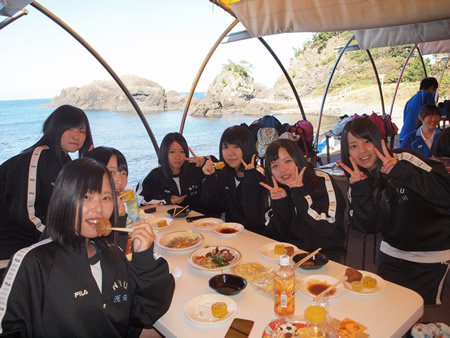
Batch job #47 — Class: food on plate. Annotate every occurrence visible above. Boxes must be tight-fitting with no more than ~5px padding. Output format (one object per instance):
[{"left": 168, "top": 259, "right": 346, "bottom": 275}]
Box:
[
  {"left": 262, "top": 319, "right": 308, "bottom": 338},
  {"left": 306, "top": 280, "right": 336, "bottom": 296},
  {"left": 193, "top": 246, "right": 235, "bottom": 269},
  {"left": 96, "top": 218, "right": 112, "bottom": 237},
  {"left": 274, "top": 244, "right": 285, "bottom": 255},
  {"left": 284, "top": 246, "right": 294, "bottom": 256},
  {"left": 214, "top": 162, "right": 225, "bottom": 170},
  {"left": 157, "top": 220, "right": 168, "bottom": 228},
  {"left": 232, "top": 262, "right": 267, "bottom": 282},
  {"left": 345, "top": 267, "right": 363, "bottom": 282},
  {"left": 351, "top": 281, "right": 364, "bottom": 292},
  {"left": 165, "top": 231, "right": 200, "bottom": 248},
  {"left": 363, "top": 276, "right": 377, "bottom": 289},
  {"left": 211, "top": 302, "right": 228, "bottom": 318}
]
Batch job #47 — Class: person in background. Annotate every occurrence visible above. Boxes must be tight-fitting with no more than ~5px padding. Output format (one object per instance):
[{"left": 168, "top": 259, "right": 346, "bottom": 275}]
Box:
[
  {"left": 85, "top": 146, "right": 130, "bottom": 251},
  {"left": 0, "top": 105, "right": 93, "bottom": 263},
  {"left": 139, "top": 132, "right": 215, "bottom": 215},
  {"left": 0, "top": 158, "right": 174, "bottom": 337},
  {"left": 261, "top": 139, "right": 346, "bottom": 262},
  {"left": 399, "top": 77, "right": 438, "bottom": 141},
  {"left": 431, "top": 127, "right": 450, "bottom": 173},
  {"left": 202, "top": 125, "right": 268, "bottom": 234},
  {"left": 339, "top": 118, "right": 450, "bottom": 305},
  {"left": 400, "top": 104, "right": 441, "bottom": 157}
]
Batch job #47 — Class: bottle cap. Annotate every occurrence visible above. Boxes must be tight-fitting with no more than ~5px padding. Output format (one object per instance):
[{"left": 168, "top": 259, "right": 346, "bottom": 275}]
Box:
[
  {"left": 279, "top": 254, "right": 290, "bottom": 266},
  {"left": 304, "top": 305, "right": 327, "bottom": 324}
]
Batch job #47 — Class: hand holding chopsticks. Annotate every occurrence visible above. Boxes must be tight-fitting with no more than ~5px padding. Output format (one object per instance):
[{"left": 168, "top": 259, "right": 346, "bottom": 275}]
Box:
[
  {"left": 293, "top": 248, "right": 322, "bottom": 269},
  {"left": 173, "top": 205, "right": 189, "bottom": 217},
  {"left": 108, "top": 227, "right": 133, "bottom": 233},
  {"left": 313, "top": 276, "right": 347, "bottom": 301}
]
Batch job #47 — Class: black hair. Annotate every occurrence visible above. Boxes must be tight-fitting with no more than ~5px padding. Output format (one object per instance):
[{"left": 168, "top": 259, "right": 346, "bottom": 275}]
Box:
[
  {"left": 432, "top": 127, "right": 450, "bottom": 158},
  {"left": 415, "top": 104, "right": 440, "bottom": 129},
  {"left": 264, "top": 138, "right": 320, "bottom": 189},
  {"left": 159, "top": 132, "right": 189, "bottom": 181},
  {"left": 341, "top": 118, "right": 397, "bottom": 226},
  {"left": 46, "top": 158, "right": 118, "bottom": 249},
  {"left": 85, "top": 146, "right": 128, "bottom": 174},
  {"left": 26, "top": 105, "right": 93, "bottom": 165},
  {"left": 219, "top": 125, "right": 256, "bottom": 171},
  {"left": 420, "top": 77, "right": 438, "bottom": 91}
]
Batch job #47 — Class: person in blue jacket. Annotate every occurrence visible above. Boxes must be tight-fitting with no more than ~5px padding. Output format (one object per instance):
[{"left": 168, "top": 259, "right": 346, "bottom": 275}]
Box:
[
  {"left": 0, "top": 158, "right": 174, "bottom": 337},
  {"left": 0, "top": 105, "right": 93, "bottom": 262},
  {"left": 400, "top": 104, "right": 442, "bottom": 157},
  {"left": 399, "top": 77, "right": 438, "bottom": 141}
]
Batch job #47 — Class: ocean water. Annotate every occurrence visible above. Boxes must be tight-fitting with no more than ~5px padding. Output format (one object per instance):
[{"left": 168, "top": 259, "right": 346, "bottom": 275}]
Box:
[{"left": 0, "top": 99, "right": 338, "bottom": 187}]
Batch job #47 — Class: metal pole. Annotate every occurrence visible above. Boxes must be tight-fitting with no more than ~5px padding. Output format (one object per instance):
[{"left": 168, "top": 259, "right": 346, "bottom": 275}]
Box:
[
  {"left": 389, "top": 44, "right": 418, "bottom": 116},
  {"left": 314, "top": 34, "right": 355, "bottom": 149},
  {"left": 258, "top": 37, "right": 306, "bottom": 120},
  {"left": 0, "top": 9, "right": 28, "bottom": 30},
  {"left": 436, "top": 55, "right": 449, "bottom": 103},
  {"left": 366, "top": 49, "right": 385, "bottom": 115},
  {"left": 31, "top": 1, "right": 160, "bottom": 154},
  {"left": 179, "top": 19, "right": 239, "bottom": 134}
]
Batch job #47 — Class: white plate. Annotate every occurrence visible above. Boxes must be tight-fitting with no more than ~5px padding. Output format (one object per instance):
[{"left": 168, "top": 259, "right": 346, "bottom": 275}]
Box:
[
  {"left": 145, "top": 216, "right": 173, "bottom": 230},
  {"left": 192, "top": 218, "right": 224, "bottom": 231},
  {"left": 300, "top": 274, "right": 345, "bottom": 299},
  {"left": 188, "top": 246, "right": 242, "bottom": 271},
  {"left": 213, "top": 222, "right": 244, "bottom": 237},
  {"left": 259, "top": 242, "right": 299, "bottom": 261},
  {"left": 343, "top": 270, "right": 386, "bottom": 295},
  {"left": 156, "top": 231, "right": 204, "bottom": 251},
  {"left": 184, "top": 294, "right": 236, "bottom": 325}
]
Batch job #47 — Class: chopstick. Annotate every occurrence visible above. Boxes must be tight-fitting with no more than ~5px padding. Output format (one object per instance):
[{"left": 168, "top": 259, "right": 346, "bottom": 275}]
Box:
[
  {"left": 141, "top": 203, "right": 159, "bottom": 210},
  {"left": 293, "top": 248, "right": 322, "bottom": 269},
  {"left": 173, "top": 205, "right": 189, "bottom": 217},
  {"left": 313, "top": 276, "right": 347, "bottom": 301},
  {"left": 107, "top": 227, "right": 133, "bottom": 233}
]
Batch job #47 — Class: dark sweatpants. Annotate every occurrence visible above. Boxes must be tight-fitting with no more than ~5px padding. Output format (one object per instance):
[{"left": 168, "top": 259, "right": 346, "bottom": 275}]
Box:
[{"left": 378, "top": 252, "right": 449, "bottom": 305}]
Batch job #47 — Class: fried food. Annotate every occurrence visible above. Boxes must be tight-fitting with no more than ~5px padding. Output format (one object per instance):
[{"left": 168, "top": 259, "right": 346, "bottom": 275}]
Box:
[
  {"left": 157, "top": 220, "right": 168, "bottom": 228},
  {"left": 214, "top": 162, "right": 225, "bottom": 170},
  {"left": 284, "top": 246, "right": 294, "bottom": 256},
  {"left": 345, "top": 267, "right": 363, "bottom": 282},
  {"left": 96, "top": 218, "right": 112, "bottom": 237},
  {"left": 274, "top": 244, "right": 285, "bottom": 255}
]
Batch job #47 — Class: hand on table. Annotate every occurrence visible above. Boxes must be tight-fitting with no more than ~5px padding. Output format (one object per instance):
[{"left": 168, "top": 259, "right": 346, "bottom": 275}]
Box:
[
  {"left": 260, "top": 176, "right": 287, "bottom": 200},
  {"left": 171, "top": 195, "right": 187, "bottom": 204}
]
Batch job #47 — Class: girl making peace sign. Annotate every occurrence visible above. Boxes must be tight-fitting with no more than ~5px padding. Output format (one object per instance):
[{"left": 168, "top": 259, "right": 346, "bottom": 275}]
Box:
[
  {"left": 261, "top": 139, "right": 346, "bottom": 262},
  {"left": 340, "top": 118, "right": 450, "bottom": 305}
]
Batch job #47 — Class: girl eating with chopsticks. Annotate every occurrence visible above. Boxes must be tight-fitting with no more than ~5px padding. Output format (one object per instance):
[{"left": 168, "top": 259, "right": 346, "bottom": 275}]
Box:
[
  {"left": 0, "top": 158, "right": 174, "bottom": 337},
  {"left": 339, "top": 118, "right": 450, "bottom": 304},
  {"left": 260, "top": 138, "right": 346, "bottom": 262}
]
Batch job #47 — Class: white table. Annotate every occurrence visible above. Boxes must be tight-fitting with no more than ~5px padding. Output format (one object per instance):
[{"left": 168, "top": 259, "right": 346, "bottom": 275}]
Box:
[{"left": 148, "top": 206, "right": 423, "bottom": 338}]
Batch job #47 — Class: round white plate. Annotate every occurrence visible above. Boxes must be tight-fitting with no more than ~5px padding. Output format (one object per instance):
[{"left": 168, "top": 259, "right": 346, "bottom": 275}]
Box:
[
  {"left": 343, "top": 270, "right": 386, "bottom": 295},
  {"left": 188, "top": 246, "right": 242, "bottom": 271},
  {"left": 300, "top": 274, "right": 345, "bottom": 299},
  {"left": 213, "top": 222, "right": 244, "bottom": 237},
  {"left": 184, "top": 294, "right": 236, "bottom": 325},
  {"left": 259, "top": 242, "right": 299, "bottom": 261},
  {"left": 145, "top": 216, "right": 173, "bottom": 230},
  {"left": 192, "top": 218, "right": 224, "bottom": 231},
  {"left": 156, "top": 231, "right": 204, "bottom": 251}
]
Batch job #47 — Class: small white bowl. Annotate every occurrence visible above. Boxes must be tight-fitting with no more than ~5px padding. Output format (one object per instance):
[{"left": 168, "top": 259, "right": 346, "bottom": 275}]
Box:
[{"left": 214, "top": 222, "right": 244, "bottom": 237}]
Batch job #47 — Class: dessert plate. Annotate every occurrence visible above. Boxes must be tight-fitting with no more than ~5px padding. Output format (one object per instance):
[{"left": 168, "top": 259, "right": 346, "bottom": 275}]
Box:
[{"left": 184, "top": 294, "right": 236, "bottom": 324}]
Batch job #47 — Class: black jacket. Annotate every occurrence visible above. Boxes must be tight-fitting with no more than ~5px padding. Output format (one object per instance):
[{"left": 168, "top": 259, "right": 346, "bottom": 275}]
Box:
[
  {"left": 201, "top": 166, "right": 267, "bottom": 234},
  {"left": 0, "top": 239, "right": 174, "bottom": 337},
  {"left": 0, "top": 146, "right": 71, "bottom": 260},
  {"left": 349, "top": 150, "right": 450, "bottom": 252},
  {"left": 265, "top": 170, "right": 346, "bottom": 259}
]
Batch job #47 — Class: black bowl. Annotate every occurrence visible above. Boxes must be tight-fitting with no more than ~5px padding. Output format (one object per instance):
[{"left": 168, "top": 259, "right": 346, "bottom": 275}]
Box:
[
  {"left": 167, "top": 207, "right": 191, "bottom": 218},
  {"left": 209, "top": 274, "right": 247, "bottom": 296},
  {"left": 292, "top": 253, "right": 329, "bottom": 270}
]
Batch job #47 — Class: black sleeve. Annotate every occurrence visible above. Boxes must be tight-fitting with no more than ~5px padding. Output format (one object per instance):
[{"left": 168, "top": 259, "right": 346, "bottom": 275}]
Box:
[
  {"left": 240, "top": 169, "right": 268, "bottom": 232},
  {"left": 201, "top": 173, "right": 225, "bottom": 214},
  {"left": 264, "top": 197, "right": 291, "bottom": 241},
  {"left": 140, "top": 168, "right": 172, "bottom": 204},
  {"left": 128, "top": 244, "right": 175, "bottom": 325},
  {"left": 348, "top": 179, "right": 379, "bottom": 234}
]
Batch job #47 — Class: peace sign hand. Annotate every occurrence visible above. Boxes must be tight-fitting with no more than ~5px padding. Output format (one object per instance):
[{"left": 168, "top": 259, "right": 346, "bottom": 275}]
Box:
[
  {"left": 186, "top": 147, "right": 205, "bottom": 167},
  {"left": 202, "top": 156, "right": 216, "bottom": 175},
  {"left": 286, "top": 166, "right": 306, "bottom": 188},
  {"left": 337, "top": 158, "right": 368, "bottom": 184},
  {"left": 374, "top": 139, "right": 398, "bottom": 174},
  {"left": 241, "top": 154, "right": 256, "bottom": 171},
  {"left": 259, "top": 176, "right": 287, "bottom": 200}
]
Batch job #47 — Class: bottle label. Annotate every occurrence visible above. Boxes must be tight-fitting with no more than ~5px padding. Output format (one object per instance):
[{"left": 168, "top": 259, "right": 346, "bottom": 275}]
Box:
[{"left": 274, "top": 278, "right": 295, "bottom": 316}]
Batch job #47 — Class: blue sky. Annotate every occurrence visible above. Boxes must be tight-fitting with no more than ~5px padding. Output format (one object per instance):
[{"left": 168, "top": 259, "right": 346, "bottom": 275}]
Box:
[{"left": 0, "top": 0, "right": 312, "bottom": 100}]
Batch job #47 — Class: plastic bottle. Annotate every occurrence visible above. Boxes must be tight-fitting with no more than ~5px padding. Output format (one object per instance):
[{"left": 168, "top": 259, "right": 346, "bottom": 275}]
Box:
[
  {"left": 274, "top": 254, "right": 295, "bottom": 317},
  {"left": 303, "top": 305, "right": 327, "bottom": 337}
]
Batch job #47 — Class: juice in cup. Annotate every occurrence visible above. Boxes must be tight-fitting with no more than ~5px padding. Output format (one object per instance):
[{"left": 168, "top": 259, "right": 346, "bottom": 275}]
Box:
[{"left": 126, "top": 197, "right": 140, "bottom": 222}]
